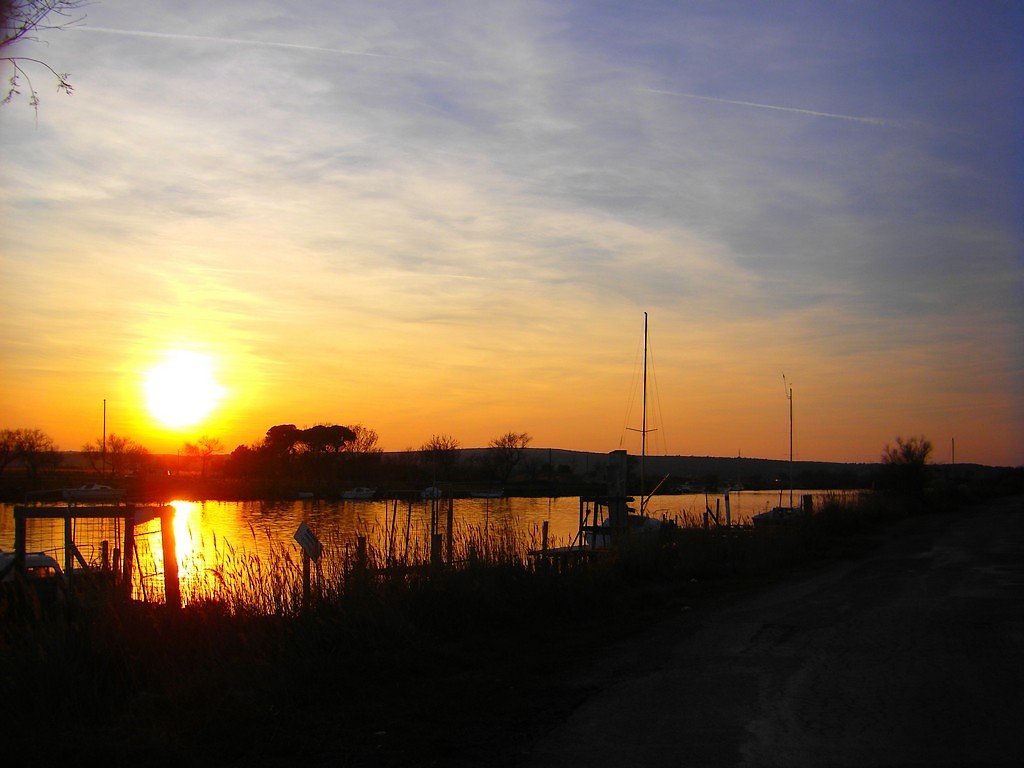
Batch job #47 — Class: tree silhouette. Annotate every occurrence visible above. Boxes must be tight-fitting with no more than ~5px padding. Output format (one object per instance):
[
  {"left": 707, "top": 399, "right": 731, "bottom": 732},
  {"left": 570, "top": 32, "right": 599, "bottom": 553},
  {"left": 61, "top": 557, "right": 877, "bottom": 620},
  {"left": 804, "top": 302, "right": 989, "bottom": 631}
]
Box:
[
  {"left": 420, "top": 434, "right": 460, "bottom": 481},
  {"left": 2, "top": 0, "right": 86, "bottom": 111},
  {"left": 0, "top": 427, "right": 19, "bottom": 476},
  {"left": 879, "top": 435, "right": 932, "bottom": 497},
  {"left": 183, "top": 435, "right": 223, "bottom": 478},
  {"left": 298, "top": 424, "right": 356, "bottom": 455},
  {"left": 0, "top": 426, "right": 59, "bottom": 478},
  {"left": 342, "top": 424, "right": 383, "bottom": 455},
  {"left": 487, "top": 431, "right": 532, "bottom": 483},
  {"left": 81, "top": 433, "right": 149, "bottom": 476},
  {"left": 264, "top": 424, "right": 300, "bottom": 457}
]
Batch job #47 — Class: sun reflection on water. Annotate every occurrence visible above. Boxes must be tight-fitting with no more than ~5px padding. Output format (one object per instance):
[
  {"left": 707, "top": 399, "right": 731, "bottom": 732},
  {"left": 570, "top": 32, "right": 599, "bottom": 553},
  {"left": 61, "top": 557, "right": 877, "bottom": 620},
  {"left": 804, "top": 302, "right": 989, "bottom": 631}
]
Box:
[
  {"left": 170, "top": 500, "right": 199, "bottom": 563},
  {"left": 169, "top": 499, "right": 214, "bottom": 595}
]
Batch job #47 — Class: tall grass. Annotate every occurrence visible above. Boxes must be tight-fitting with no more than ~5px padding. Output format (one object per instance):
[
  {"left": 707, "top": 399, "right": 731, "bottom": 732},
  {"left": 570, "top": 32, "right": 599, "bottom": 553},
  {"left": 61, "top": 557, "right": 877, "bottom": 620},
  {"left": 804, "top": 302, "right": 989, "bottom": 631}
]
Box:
[
  {"left": 1, "top": 489, "right": 935, "bottom": 764},
  {"left": 136, "top": 510, "right": 562, "bottom": 617},
  {"left": 114, "top": 490, "right": 892, "bottom": 620}
]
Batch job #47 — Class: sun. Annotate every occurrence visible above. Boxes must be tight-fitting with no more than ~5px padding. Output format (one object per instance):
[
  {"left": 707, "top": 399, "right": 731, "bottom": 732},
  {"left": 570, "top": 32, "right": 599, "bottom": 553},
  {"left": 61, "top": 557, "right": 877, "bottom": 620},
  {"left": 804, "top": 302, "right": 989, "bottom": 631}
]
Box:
[{"left": 144, "top": 350, "right": 225, "bottom": 428}]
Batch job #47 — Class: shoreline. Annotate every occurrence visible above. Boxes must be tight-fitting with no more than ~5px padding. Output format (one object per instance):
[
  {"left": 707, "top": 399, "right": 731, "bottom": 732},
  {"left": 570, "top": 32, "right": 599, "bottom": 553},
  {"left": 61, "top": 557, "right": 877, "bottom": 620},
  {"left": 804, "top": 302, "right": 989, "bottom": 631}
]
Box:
[{"left": 3, "top": 494, "right": 1022, "bottom": 766}]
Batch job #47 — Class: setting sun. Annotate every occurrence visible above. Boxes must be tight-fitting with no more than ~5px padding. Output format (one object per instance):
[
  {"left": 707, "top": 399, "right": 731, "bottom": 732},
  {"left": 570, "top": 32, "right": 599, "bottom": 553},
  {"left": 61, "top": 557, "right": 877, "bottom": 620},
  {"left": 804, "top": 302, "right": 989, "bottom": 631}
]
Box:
[{"left": 143, "top": 351, "right": 225, "bottom": 428}]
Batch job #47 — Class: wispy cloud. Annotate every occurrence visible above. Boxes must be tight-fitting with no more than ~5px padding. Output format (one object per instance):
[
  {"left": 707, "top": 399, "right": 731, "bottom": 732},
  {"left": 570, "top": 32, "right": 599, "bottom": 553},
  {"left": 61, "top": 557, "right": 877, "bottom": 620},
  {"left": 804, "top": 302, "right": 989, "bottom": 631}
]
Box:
[
  {"left": 76, "top": 25, "right": 447, "bottom": 65},
  {"left": 640, "top": 87, "right": 901, "bottom": 127},
  {"left": 2, "top": 0, "right": 1019, "bottom": 463}
]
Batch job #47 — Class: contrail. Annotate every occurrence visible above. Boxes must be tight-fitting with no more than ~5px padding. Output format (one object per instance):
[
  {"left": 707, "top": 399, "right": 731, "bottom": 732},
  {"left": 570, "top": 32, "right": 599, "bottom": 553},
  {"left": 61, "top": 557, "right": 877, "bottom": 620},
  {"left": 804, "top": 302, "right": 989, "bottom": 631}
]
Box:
[
  {"left": 77, "top": 25, "right": 446, "bottom": 65},
  {"left": 641, "top": 87, "right": 898, "bottom": 127}
]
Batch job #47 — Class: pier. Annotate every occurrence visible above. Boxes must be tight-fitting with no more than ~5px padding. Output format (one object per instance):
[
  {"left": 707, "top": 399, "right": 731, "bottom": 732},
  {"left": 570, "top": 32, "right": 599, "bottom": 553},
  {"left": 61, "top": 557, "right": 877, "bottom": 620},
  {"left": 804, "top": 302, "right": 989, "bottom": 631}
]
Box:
[{"left": 9, "top": 499, "right": 181, "bottom": 609}]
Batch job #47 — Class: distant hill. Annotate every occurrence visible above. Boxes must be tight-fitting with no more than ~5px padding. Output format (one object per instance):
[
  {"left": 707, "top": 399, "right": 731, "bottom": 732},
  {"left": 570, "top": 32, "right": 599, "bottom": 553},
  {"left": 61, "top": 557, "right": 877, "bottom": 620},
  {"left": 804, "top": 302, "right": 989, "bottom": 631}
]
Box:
[
  {"left": 45, "top": 447, "right": 1014, "bottom": 494},
  {"left": 476, "top": 447, "right": 877, "bottom": 489}
]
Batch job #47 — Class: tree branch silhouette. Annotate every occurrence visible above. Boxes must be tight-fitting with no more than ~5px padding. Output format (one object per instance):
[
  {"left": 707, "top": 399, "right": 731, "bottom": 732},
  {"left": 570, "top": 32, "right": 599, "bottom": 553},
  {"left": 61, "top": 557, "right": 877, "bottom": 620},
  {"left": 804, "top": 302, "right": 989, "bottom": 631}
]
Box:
[{"left": 2, "top": 0, "right": 88, "bottom": 113}]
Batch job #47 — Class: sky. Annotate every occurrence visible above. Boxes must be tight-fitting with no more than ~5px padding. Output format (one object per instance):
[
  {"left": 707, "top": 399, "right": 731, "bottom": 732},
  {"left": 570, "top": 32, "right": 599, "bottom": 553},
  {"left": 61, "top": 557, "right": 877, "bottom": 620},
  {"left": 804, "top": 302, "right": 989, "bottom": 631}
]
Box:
[{"left": 2, "top": 0, "right": 1022, "bottom": 466}]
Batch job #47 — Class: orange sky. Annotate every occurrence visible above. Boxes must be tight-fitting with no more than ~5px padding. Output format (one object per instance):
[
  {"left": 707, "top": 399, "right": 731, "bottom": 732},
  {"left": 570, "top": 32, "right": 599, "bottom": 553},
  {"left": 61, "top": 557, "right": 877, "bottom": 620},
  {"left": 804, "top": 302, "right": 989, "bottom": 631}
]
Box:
[{"left": 2, "top": 1, "right": 1021, "bottom": 467}]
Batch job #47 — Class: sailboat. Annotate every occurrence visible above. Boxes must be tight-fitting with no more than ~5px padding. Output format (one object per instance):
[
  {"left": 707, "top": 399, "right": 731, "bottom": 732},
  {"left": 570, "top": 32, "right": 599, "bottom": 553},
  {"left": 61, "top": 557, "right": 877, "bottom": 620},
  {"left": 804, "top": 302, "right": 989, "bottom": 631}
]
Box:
[
  {"left": 628, "top": 311, "right": 673, "bottom": 515},
  {"left": 583, "top": 313, "right": 672, "bottom": 548},
  {"left": 752, "top": 376, "right": 805, "bottom": 527}
]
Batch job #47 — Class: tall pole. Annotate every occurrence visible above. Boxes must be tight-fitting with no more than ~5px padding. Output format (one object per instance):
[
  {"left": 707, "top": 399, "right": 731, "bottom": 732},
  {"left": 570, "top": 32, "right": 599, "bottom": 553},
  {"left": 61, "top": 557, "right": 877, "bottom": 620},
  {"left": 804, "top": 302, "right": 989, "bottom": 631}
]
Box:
[
  {"left": 103, "top": 398, "right": 107, "bottom": 476},
  {"left": 787, "top": 380, "right": 793, "bottom": 508},
  {"left": 641, "top": 311, "right": 648, "bottom": 512},
  {"left": 626, "top": 313, "right": 654, "bottom": 514}
]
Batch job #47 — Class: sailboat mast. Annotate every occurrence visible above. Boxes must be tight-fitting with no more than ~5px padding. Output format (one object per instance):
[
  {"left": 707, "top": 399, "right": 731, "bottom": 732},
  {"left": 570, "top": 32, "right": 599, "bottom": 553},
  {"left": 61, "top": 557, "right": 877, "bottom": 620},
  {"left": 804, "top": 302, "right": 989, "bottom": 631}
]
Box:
[
  {"left": 641, "top": 312, "right": 648, "bottom": 512},
  {"left": 786, "top": 379, "right": 793, "bottom": 508}
]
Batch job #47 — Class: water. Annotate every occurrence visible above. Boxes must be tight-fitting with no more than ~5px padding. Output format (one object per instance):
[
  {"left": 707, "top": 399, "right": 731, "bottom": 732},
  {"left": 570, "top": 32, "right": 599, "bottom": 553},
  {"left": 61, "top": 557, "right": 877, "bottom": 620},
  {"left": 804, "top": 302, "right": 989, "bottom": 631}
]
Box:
[
  {"left": 1, "top": 490, "right": 832, "bottom": 603},
  {"left": 2, "top": 489, "right": 822, "bottom": 557}
]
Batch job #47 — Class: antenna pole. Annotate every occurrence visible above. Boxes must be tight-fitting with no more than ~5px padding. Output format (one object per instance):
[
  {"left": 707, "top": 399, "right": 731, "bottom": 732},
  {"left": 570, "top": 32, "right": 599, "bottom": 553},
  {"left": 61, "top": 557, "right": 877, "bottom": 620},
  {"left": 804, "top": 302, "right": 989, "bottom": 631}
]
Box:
[
  {"left": 789, "top": 384, "right": 793, "bottom": 508},
  {"left": 786, "top": 378, "right": 793, "bottom": 508},
  {"left": 641, "top": 312, "right": 648, "bottom": 510},
  {"left": 103, "top": 398, "right": 107, "bottom": 477}
]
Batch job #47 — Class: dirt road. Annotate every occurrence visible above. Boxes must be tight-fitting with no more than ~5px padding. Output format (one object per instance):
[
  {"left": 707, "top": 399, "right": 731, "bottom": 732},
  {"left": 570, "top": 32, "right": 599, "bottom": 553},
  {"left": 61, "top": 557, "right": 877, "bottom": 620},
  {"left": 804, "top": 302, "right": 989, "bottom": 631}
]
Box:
[{"left": 520, "top": 497, "right": 1024, "bottom": 767}]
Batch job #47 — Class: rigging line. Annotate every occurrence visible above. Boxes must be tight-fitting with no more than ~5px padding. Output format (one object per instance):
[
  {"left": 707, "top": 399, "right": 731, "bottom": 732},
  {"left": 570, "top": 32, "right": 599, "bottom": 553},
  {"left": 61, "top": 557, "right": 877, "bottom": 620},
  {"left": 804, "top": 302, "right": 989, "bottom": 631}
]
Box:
[
  {"left": 618, "top": 318, "right": 647, "bottom": 448},
  {"left": 647, "top": 334, "right": 669, "bottom": 456}
]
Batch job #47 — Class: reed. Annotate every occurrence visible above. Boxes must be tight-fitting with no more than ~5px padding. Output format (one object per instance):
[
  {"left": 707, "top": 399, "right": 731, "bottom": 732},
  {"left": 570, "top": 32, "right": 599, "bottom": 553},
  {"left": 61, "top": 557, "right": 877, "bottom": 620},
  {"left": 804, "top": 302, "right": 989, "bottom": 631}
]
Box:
[{"left": 2, "top": 489, "right": 926, "bottom": 764}]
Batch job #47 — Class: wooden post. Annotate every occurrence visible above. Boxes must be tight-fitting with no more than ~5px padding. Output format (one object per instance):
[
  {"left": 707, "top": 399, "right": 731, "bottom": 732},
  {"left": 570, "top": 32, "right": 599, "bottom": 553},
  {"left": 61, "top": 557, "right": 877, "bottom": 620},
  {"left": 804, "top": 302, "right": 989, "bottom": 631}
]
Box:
[
  {"left": 578, "top": 498, "right": 584, "bottom": 550},
  {"left": 445, "top": 497, "right": 454, "bottom": 564},
  {"left": 64, "top": 514, "right": 73, "bottom": 576},
  {"left": 542, "top": 520, "right": 549, "bottom": 551},
  {"left": 13, "top": 512, "right": 26, "bottom": 572},
  {"left": 431, "top": 533, "right": 443, "bottom": 568},
  {"left": 101, "top": 540, "right": 110, "bottom": 572},
  {"left": 356, "top": 535, "right": 367, "bottom": 574},
  {"left": 302, "top": 551, "right": 311, "bottom": 611},
  {"left": 122, "top": 507, "right": 135, "bottom": 599},
  {"left": 389, "top": 498, "right": 399, "bottom": 565},
  {"left": 160, "top": 507, "right": 181, "bottom": 610},
  {"left": 404, "top": 501, "right": 412, "bottom": 564}
]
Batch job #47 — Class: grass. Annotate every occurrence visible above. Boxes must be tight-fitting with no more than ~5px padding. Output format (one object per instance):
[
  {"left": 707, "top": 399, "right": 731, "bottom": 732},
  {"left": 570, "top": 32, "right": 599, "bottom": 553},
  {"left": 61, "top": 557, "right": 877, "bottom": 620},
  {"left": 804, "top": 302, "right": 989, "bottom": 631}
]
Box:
[{"left": 0, "top": 489, "right": 949, "bottom": 766}]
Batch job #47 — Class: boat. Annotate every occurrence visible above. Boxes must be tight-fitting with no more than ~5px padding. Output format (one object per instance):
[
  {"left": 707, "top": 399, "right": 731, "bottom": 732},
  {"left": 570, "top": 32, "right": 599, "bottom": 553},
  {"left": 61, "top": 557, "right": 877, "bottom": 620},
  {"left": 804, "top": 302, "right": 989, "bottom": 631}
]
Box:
[
  {"left": 627, "top": 312, "right": 673, "bottom": 518},
  {"left": 421, "top": 486, "right": 443, "bottom": 500},
  {"left": 341, "top": 487, "right": 376, "bottom": 501},
  {"left": 1, "top": 550, "right": 63, "bottom": 582},
  {"left": 61, "top": 484, "right": 126, "bottom": 502},
  {"left": 581, "top": 313, "right": 674, "bottom": 549},
  {"left": 583, "top": 494, "right": 672, "bottom": 548},
  {"left": 470, "top": 489, "right": 504, "bottom": 499},
  {"left": 1, "top": 550, "right": 66, "bottom": 611},
  {"left": 751, "top": 504, "right": 804, "bottom": 526},
  {"left": 752, "top": 376, "right": 805, "bottom": 528}
]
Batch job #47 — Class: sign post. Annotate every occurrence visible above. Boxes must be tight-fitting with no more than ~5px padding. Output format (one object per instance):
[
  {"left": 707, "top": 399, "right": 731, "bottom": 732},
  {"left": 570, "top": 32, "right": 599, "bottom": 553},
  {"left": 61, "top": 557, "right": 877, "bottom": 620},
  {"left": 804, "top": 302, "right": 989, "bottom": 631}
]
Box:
[
  {"left": 293, "top": 522, "right": 323, "bottom": 562},
  {"left": 293, "top": 522, "right": 323, "bottom": 610}
]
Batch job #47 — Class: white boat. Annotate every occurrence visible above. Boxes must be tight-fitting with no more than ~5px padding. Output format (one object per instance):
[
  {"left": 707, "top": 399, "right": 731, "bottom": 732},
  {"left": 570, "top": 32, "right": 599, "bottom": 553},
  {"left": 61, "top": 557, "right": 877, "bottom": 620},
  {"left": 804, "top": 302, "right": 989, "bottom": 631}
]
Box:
[
  {"left": 470, "top": 489, "right": 504, "bottom": 499},
  {"left": 61, "top": 483, "right": 125, "bottom": 502},
  {"left": 1, "top": 550, "right": 63, "bottom": 581},
  {"left": 341, "top": 487, "right": 376, "bottom": 501},
  {"left": 421, "top": 486, "right": 443, "bottom": 500}
]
